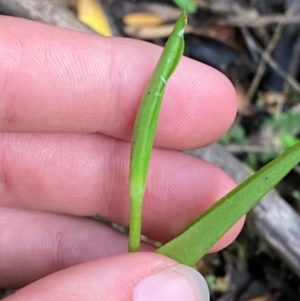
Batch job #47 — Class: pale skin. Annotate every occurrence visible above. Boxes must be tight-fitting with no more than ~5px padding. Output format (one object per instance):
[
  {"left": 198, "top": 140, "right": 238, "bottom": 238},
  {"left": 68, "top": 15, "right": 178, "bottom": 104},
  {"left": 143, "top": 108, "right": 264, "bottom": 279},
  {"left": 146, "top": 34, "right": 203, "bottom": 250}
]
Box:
[{"left": 0, "top": 16, "right": 244, "bottom": 300}]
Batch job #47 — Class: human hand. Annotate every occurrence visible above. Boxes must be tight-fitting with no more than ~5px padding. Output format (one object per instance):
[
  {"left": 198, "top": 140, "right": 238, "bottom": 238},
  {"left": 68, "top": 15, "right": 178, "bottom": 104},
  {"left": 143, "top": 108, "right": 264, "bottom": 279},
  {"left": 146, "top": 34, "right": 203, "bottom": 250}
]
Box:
[{"left": 0, "top": 16, "right": 244, "bottom": 300}]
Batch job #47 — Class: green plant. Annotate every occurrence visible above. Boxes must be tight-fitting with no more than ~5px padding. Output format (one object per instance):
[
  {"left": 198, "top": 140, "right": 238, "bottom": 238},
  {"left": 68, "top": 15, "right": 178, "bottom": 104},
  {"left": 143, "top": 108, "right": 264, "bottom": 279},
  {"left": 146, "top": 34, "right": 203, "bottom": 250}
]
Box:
[
  {"left": 129, "top": 11, "right": 187, "bottom": 252},
  {"left": 219, "top": 123, "right": 247, "bottom": 145},
  {"left": 260, "top": 112, "right": 299, "bottom": 151},
  {"left": 263, "top": 112, "right": 300, "bottom": 134},
  {"left": 156, "top": 141, "right": 300, "bottom": 265},
  {"left": 173, "top": 0, "right": 197, "bottom": 13},
  {"left": 129, "top": 12, "right": 300, "bottom": 265}
]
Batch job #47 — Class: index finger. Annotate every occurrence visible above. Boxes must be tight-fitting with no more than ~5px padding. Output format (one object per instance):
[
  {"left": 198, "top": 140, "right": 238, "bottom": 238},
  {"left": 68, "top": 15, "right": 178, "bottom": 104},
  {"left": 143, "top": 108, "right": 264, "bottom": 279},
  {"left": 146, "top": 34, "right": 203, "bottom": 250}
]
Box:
[{"left": 0, "top": 16, "right": 236, "bottom": 149}]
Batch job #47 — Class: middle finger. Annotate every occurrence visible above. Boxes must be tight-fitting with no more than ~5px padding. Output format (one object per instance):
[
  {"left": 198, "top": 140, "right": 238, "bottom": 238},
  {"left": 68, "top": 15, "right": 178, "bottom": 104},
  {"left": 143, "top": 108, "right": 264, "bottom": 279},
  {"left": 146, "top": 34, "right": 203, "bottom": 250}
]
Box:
[{"left": 0, "top": 133, "right": 241, "bottom": 245}]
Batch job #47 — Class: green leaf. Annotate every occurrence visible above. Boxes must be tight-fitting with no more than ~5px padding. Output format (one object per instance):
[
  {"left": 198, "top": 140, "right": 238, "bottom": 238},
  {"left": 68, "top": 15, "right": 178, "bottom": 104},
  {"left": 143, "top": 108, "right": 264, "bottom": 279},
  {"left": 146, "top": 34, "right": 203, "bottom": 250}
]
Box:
[
  {"left": 156, "top": 141, "right": 300, "bottom": 266},
  {"left": 128, "top": 11, "right": 187, "bottom": 252},
  {"left": 281, "top": 134, "right": 298, "bottom": 148},
  {"left": 173, "top": 0, "right": 197, "bottom": 13}
]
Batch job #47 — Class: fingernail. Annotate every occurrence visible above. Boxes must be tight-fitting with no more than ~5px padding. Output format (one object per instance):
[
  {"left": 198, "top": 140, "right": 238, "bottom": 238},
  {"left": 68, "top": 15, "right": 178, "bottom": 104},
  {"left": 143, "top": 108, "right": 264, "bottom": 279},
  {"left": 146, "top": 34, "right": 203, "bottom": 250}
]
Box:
[{"left": 133, "top": 264, "right": 209, "bottom": 301}]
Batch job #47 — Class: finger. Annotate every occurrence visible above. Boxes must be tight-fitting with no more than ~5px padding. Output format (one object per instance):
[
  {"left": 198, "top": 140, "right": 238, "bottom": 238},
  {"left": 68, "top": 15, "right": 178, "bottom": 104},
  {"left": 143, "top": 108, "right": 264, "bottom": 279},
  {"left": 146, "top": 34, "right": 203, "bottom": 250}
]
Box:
[
  {"left": 0, "top": 133, "right": 244, "bottom": 250},
  {"left": 0, "top": 16, "right": 236, "bottom": 149},
  {"left": 6, "top": 253, "right": 210, "bottom": 301},
  {"left": 0, "top": 207, "right": 154, "bottom": 288}
]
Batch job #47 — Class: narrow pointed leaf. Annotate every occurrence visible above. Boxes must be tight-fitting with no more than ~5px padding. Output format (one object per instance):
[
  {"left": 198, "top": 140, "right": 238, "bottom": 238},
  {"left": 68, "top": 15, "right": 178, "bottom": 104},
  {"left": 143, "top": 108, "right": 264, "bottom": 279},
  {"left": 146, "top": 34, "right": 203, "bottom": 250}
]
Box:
[
  {"left": 129, "top": 11, "right": 187, "bottom": 252},
  {"left": 157, "top": 141, "right": 300, "bottom": 266}
]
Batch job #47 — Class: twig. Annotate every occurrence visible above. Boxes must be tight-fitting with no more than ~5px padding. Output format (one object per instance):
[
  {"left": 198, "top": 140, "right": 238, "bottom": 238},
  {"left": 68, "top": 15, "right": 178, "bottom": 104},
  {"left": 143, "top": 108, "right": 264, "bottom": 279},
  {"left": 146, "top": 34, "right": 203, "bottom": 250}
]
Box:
[
  {"left": 217, "top": 14, "right": 300, "bottom": 27},
  {"left": 196, "top": 0, "right": 246, "bottom": 14},
  {"left": 246, "top": 6, "right": 297, "bottom": 102},
  {"left": 224, "top": 144, "right": 279, "bottom": 154},
  {"left": 195, "top": 0, "right": 300, "bottom": 27},
  {"left": 251, "top": 38, "right": 300, "bottom": 93},
  {"left": 284, "top": 33, "right": 300, "bottom": 95}
]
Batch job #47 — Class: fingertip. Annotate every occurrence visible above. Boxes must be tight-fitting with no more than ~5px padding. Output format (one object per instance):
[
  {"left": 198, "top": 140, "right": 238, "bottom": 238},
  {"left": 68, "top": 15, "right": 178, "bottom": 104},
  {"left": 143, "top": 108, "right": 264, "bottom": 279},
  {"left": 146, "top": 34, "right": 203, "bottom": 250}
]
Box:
[
  {"left": 133, "top": 261, "right": 209, "bottom": 301},
  {"left": 8, "top": 253, "right": 209, "bottom": 301},
  {"left": 0, "top": 16, "right": 236, "bottom": 150},
  {"left": 157, "top": 58, "right": 237, "bottom": 149}
]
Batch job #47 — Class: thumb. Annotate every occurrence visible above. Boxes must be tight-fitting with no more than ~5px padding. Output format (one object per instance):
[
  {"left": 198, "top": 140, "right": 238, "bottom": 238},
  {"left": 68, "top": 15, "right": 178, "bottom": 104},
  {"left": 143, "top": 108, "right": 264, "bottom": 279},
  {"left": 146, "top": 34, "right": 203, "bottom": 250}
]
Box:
[{"left": 7, "top": 252, "right": 210, "bottom": 301}]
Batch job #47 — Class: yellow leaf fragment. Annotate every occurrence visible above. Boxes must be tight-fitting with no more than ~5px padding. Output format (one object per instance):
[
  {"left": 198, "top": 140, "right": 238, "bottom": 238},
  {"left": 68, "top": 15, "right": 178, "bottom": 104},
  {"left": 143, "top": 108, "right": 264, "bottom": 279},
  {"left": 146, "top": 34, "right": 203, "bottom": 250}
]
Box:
[
  {"left": 77, "top": 0, "right": 112, "bottom": 36},
  {"left": 123, "top": 13, "right": 164, "bottom": 27}
]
